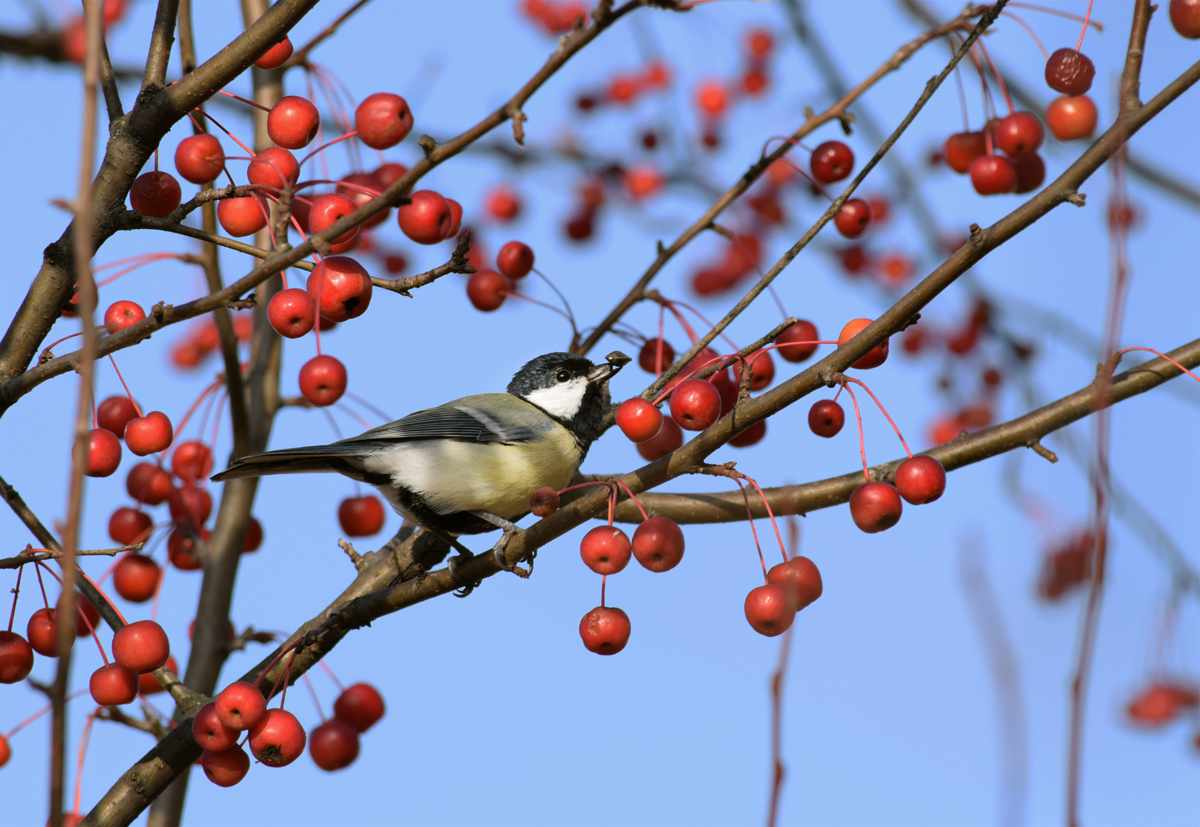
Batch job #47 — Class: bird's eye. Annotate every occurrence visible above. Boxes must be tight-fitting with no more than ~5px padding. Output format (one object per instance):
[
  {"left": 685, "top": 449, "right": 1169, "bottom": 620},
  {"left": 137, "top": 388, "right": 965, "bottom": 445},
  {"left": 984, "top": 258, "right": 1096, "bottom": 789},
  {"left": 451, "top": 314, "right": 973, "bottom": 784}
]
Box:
[{"left": 555, "top": 369, "right": 571, "bottom": 383}]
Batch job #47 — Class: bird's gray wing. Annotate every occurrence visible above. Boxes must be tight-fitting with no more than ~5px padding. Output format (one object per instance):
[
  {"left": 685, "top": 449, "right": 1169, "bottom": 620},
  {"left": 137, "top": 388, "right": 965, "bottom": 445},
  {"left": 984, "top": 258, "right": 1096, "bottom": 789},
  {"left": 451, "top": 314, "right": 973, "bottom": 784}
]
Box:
[
  {"left": 336, "top": 394, "right": 547, "bottom": 446},
  {"left": 211, "top": 395, "right": 547, "bottom": 482}
]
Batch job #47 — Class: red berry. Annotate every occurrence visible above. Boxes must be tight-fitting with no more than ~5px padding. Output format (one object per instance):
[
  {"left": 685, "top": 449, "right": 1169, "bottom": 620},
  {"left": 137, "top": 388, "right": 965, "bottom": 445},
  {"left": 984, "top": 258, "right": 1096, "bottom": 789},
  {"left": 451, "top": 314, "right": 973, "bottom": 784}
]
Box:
[
  {"left": 267, "top": 95, "right": 320, "bottom": 149},
  {"left": 1046, "top": 95, "right": 1098, "bottom": 141},
  {"left": 267, "top": 288, "right": 316, "bottom": 339},
  {"left": 631, "top": 517, "right": 684, "bottom": 573},
  {"left": 126, "top": 462, "right": 173, "bottom": 505},
  {"left": 579, "top": 525, "right": 632, "bottom": 575},
  {"left": 74, "top": 595, "right": 99, "bottom": 638},
  {"left": 338, "top": 495, "right": 385, "bottom": 536},
  {"left": 530, "top": 486, "right": 560, "bottom": 517},
  {"left": 137, "top": 654, "right": 175, "bottom": 696},
  {"left": 336, "top": 172, "right": 388, "bottom": 228},
  {"left": 636, "top": 415, "right": 682, "bottom": 462},
  {"left": 85, "top": 428, "right": 122, "bottom": 477},
  {"left": 167, "top": 527, "right": 206, "bottom": 569},
  {"left": 1045, "top": 48, "right": 1095, "bottom": 96},
  {"left": 217, "top": 195, "right": 269, "bottom": 237},
  {"left": 1012, "top": 153, "right": 1046, "bottom": 194},
  {"left": 240, "top": 515, "right": 264, "bottom": 553},
  {"left": 0, "top": 733, "right": 10, "bottom": 767},
  {"left": 174, "top": 134, "right": 225, "bottom": 184},
  {"left": 487, "top": 186, "right": 521, "bottom": 221},
  {"left": 113, "top": 554, "right": 161, "bottom": 603},
  {"left": 969, "top": 155, "right": 1017, "bottom": 195},
  {"left": 27, "top": 608, "right": 65, "bottom": 657},
  {"left": 746, "top": 28, "right": 773, "bottom": 58},
  {"left": 254, "top": 36, "right": 293, "bottom": 69},
  {"left": 943, "top": 131, "right": 987, "bottom": 174},
  {"left": 247, "top": 146, "right": 299, "bottom": 192},
  {"left": 130, "top": 171, "right": 181, "bottom": 217},
  {"left": 496, "top": 241, "right": 534, "bottom": 279},
  {"left": 310, "top": 719, "right": 361, "bottom": 771},
  {"left": 171, "top": 440, "right": 212, "bottom": 482},
  {"left": 1170, "top": 0, "right": 1200, "bottom": 37},
  {"left": 97, "top": 396, "right": 139, "bottom": 437},
  {"left": 397, "top": 190, "right": 453, "bottom": 244},
  {"left": 466, "top": 269, "right": 510, "bottom": 312},
  {"left": 579, "top": 606, "right": 631, "bottom": 655},
  {"left": 193, "top": 702, "right": 240, "bottom": 753},
  {"left": 849, "top": 481, "right": 903, "bottom": 533},
  {"left": 215, "top": 680, "right": 267, "bottom": 731},
  {"left": 372, "top": 161, "right": 409, "bottom": 192},
  {"left": 169, "top": 484, "right": 212, "bottom": 526},
  {"left": 124, "top": 411, "right": 173, "bottom": 456},
  {"left": 669, "top": 379, "right": 722, "bottom": 431},
  {"left": 744, "top": 584, "right": 796, "bottom": 637},
  {"left": 834, "top": 199, "right": 871, "bottom": 239},
  {"left": 894, "top": 456, "right": 946, "bottom": 504},
  {"left": 89, "top": 663, "right": 138, "bottom": 705},
  {"left": 808, "top": 399, "right": 845, "bottom": 438},
  {"left": 249, "top": 708, "right": 307, "bottom": 767},
  {"left": 776, "top": 320, "right": 819, "bottom": 363},
  {"left": 0, "top": 632, "right": 35, "bottom": 683},
  {"left": 333, "top": 682, "right": 386, "bottom": 732},
  {"left": 695, "top": 81, "right": 728, "bottom": 117},
  {"left": 108, "top": 506, "right": 153, "bottom": 546},
  {"left": 767, "top": 556, "right": 823, "bottom": 611},
  {"left": 201, "top": 745, "right": 250, "bottom": 787},
  {"left": 747, "top": 349, "right": 775, "bottom": 391},
  {"left": 837, "top": 318, "right": 889, "bottom": 370},
  {"left": 355, "top": 93, "right": 414, "bottom": 150},
  {"left": 994, "top": 111, "right": 1044, "bottom": 156},
  {"left": 637, "top": 338, "right": 675, "bottom": 374},
  {"left": 615, "top": 398, "right": 663, "bottom": 443},
  {"left": 299, "top": 355, "right": 348, "bottom": 407},
  {"left": 810, "top": 141, "right": 854, "bottom": 183},
  {"left": 104, "top": 301, "right": 145, "bottom": 334},
  {"left": 306, "top": 256, "right": 373, "bottom": 323},
  {"left": 308, "top": 193, "right": 359, "bottom": 245},
  {"left": 112, "top": 619, "right": 170, "bottom": 674},
  {"left": 729, "top": 420, "right": 766, "bottom": 448},
  {"left": 443, "top": 199, "right": 463, "bottom": 240},
  {"left": 625, "top": 165, "right": 664, "bottom": 200}
]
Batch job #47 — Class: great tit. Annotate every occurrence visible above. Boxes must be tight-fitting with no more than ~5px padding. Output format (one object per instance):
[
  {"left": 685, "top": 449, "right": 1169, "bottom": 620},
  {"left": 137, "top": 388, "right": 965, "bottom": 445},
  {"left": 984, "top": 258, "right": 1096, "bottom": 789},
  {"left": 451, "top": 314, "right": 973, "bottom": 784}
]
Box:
[{"left": 211, "top": 351, "right": 630, "bottom": 571}]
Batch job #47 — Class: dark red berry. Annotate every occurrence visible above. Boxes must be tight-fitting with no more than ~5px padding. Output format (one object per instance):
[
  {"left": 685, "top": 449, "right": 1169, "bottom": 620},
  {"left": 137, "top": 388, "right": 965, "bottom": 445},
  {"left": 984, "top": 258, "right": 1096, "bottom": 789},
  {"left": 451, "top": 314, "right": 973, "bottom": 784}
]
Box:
[{"left": 1045, "top": 48, "right": 1095, "bottom": 96}]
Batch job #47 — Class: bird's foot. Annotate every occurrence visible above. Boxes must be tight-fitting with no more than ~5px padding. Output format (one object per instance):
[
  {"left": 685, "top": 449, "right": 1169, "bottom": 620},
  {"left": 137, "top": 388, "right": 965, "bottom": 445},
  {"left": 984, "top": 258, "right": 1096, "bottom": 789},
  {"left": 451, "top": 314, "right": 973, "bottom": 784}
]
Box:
[{"left": 491, "top": 525, "right": 531, "bottom": 578}]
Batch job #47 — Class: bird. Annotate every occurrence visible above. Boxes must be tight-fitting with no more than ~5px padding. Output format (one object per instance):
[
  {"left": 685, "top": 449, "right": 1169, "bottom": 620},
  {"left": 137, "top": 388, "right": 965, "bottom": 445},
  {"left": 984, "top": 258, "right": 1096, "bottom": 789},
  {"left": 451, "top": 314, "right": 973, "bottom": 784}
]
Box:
[{"left": 211, "top": 351, "right": 631, "bottom": 577}]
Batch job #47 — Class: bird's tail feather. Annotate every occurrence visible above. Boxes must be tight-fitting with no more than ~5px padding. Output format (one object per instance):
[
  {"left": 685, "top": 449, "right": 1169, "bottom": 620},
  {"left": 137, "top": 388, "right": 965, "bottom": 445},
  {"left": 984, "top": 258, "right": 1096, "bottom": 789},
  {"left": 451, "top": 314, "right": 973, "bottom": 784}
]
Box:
[{"left": 211, "top": 443, "right": 375, "bottom": 483}]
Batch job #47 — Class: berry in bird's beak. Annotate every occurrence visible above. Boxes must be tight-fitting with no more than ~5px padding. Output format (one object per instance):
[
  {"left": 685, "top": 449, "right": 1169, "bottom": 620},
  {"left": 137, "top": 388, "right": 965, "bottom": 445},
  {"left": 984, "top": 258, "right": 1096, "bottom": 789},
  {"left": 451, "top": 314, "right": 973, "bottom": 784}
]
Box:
[{"left": 587, "top": 351, "right": 631, "bottom": 383}]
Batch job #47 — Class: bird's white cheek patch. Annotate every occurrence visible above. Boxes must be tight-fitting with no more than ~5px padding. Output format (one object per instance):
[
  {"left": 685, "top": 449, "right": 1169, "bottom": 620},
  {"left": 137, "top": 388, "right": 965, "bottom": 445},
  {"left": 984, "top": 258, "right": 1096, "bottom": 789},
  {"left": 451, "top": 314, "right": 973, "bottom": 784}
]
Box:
[{"left": 523, "top": 378, "right": 588, "bottom": 420}]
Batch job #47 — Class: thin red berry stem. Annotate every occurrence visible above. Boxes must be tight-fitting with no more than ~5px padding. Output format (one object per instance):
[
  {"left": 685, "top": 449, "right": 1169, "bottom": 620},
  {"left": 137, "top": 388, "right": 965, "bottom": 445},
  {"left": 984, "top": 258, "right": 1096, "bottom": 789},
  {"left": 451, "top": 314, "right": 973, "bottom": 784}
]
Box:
[
  {"left": 302, "top": 673, "right": 327, "bottom": 722},
  {"left": 840, "top": 381, "right": 870, "bottom": 482},
  {"left": 74, "top": 709, "right": 98, "bottom": 816},
  {"left": 500, "top": 290, "right": 576, "bottom": 326},
  {"left": 6, "top": 558, "right": 23, "bottom": 632},
  {"left": 977, "top": 40, "right": 1015, "bottom": 114},
  {"left": 951, "top": 39, "right": 970, "bottom": 131},
  {"left": 1075, "top": 0, "right": 1096, "bottom": 51},
  {"left": 298, "top": 131, "right": 359, "bottom": 167},
  {"left": 649, "top": 296, "right": 701, "bottom": 344},
  {"left": 734, "top": 478, "right": 769, "bottom": 582},
  {"left": 1008, "top": 1, "right": 1103, "bottom": 31},
  {"left": 39, "top": 563, "right": 113, "bottom": 663},
  {"left": 612, "top": 478, "right": 650, "bottom": 521},
  {"left": 1115, "top": 348, "right": 1200, "bottom": 384},
  {"left": 214, "top": 88, "right": 272, "bottom": 112},
  {"left": 253, "top": 639, "right": 303, "bottom": 691},
  {"left": 4, "top": 690, "right": 89, "bottom": 739},
  {"left": 607, "top": 484, "right": 618, "bottom": 526},
  {"left": 666, "top": 299, "right": 742, "bottom": 354},
  {"left": 95, "top": 252, "right": 185, "bottom": 287},
  {"left": 34, "top": 561, "right": 52, "bottom": 610},
  {"left": 41, "top": 330, "right": 89, "bottom": 356},
  {"left": 107, "top": 355, "right": 143, "bottom": 418},
  {"left": 190, "top": 109, "right": 256, "bottom": 158},
  {"left": 841, "top": 376, "right": 912, "bottom": 458},
  {"left": 530, "top": 267, "right": 579, "bottom": 337},
  {"left": 557, "top": 480, "right": 615, "bottom": 497},
  {"left": 332, "top": 402, "right": 374, "bottom": 431},
  {"left": 738, "top": 472, "right": 788, "bottom": 564},
  {"left": 1000, "top": 11, "right": 1049, "bottom": 60},
  {"left": 317, "top": 659, "right": 346, "bottom": 693},
  {"left": 600, "top": 573, "right": 607, "bottom": 608},
  {"left": 172, "top": 379, "right": 224, "bottom": 438}
]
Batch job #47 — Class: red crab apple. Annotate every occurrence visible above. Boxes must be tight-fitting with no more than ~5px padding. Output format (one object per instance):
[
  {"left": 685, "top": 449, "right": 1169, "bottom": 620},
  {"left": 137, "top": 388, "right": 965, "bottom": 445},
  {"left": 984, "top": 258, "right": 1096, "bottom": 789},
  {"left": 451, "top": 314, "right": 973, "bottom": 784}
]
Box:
[
  {"left": 307, "top": 257, "right": 372, "bottom": 323},
  {"left": 90, "top": 663, "right": 138, "bottom": 705},
  {"left": 217, "top": 195, "right": 269, "bottom": 237},
  {"left": 247, "top": 146, "right": 299, "bottom": 192},
  {"left": 171, "top": 440, "right": 212, "bottom": 482},
  {"left": 130, "top": 171, "right": 181, "bottom": 217},
  {"left": 27, "top": 608, "right": 66, "bottom": 657},
  {"left": 849, "top": 481, "right": 903, "bottom": 533},
  {"left": 580, "top": 526, "right": 632, "bottom": 575},
  {"left": 631, "top": 517, "right": 684, "bottom": 572},
  {"left": 108, "top": 506, "right": 153, "bottom": 546},
  {"left": 767, "top": 556, "right": 823, "bottom": 611},
  {"left": 637, "top": 415, "right": 682, "bottom": 462},
  {"left": 496, "top": 241, "right": 534, "bottom": 279},
  {"left": 299, "top": 355, "right": 348, "bottom": 407},
  {"left": 104, "top": 301, "right": 144, "bottom": 334},
  {"left": 669, "top": 379, "right": 722, "bottom": 431},
  {"left": 333, "top": 682, "right": 386, "bottom": 732},
  {"left": 215, "top": 680, "right": 268, "bottom": 731},
  {"left": 1046, "top": 95, "right": 1098, "bottom": 140},
  {"left": 894, "top": 456, "right": 947, "bottom": 504},
  {"left": 637, "top": 338, "right": 675, "bottom": 373},
  {"left": 970, "top": 155, "right": 1017, "bottom": 195},
  {"left": 579, "top": 606, "right": 631, "bottom": 655},
  {"left": 112, "top": 554, "right": 161, "bottom": 603},
  {"left": 126, "top": 462, "right": 173, "bottom": 505},
  {"left": 85, "top": 429, "right": 122, "bottom": 477},
  {"left": 466, "top": 270, "right": 510, "bottom": 312},
  {"left": 249, "top": 708, "right": 307, "bottom": 768},
  {"left": 310, "top": 719, "right": 360, "bottom": 771},
  {"left": 744, "top": 584, "right": 796, "bottom": 637},
  {"left": 112, "top": 619, "right": 170, "bottom": 674},
  {"left": 943, "top": 131, "right": 987, "bottom": 174},
  {"left": 837, "top": 318, "right": 889, "bottom": 369},
  {"left": 338, "top": 495, "right": 385, "bottom": 536},
  {"left": 0, "top": 632, "right": 35, "bottom": 683},
  {"left": 97, "top": 395, "right": 138, "bottom": 437},
  {"left": 267, "top": 95, "right": 320, "bottom": 149},
  {"left": 124, "top": 411, "right": 173, "bottom": 455},
  {"left": 192, "top": 702, "right": 239, "bottom": 753},
  {"left": 397, "top": 190, "right": 453, "bottom": 244},
  {"left": 355, "top": 92, "right": 414, "bottom": 150},
  {"left": 201, "top": 745, "right": 250, "bottom": 787},
  {"left": 308, "top": 193, "right": 360, "bottom": 245},
  {"left": 615, "top": 398, "right": 663, "bottom": 443},
  {"left": 775, "top": 319, "right": 819, "bottom": 363},
  {"left": 1045, "top": 48, "right": 1095, "bottom": 96},
  {"left": 808, "top": 399, "right": 845, "bottom": 438},
  {"left": 174, "top": 133, "right": 225, "bottom": 184},
  {"left": 810, "top": 140, "right": 854, "bottom": 183},
  {"left": 254, "top": 36, "right": 293, "bottom": 69},
  {"left": 834, "top": 199, "right": 871, "bottom": 239}
]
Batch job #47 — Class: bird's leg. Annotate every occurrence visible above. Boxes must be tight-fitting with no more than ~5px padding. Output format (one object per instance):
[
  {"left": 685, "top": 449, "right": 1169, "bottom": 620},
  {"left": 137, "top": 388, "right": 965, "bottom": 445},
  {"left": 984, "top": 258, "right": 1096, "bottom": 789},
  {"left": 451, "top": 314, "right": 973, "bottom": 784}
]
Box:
[
  {"left": 469, "top": 511, "right": 530, "bottom": 578},
  {"left": 423, "top": 528, "right": 481, "bottom": 597}
]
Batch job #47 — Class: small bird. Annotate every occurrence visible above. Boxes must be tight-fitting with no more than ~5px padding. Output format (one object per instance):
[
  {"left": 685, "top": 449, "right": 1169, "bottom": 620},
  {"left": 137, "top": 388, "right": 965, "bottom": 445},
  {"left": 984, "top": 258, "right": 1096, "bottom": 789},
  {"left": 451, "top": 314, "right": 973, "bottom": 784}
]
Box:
[{"left": 212, "top": 351, "right": 630, "bottom": 574}]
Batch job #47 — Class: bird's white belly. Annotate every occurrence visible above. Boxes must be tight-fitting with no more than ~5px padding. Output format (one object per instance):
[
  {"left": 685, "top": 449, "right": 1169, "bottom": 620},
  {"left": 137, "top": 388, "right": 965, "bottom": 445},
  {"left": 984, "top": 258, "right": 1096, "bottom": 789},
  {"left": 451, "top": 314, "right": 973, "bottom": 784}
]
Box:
[{"left": 360, "top": 433, "right": 582, "bottom": 520}]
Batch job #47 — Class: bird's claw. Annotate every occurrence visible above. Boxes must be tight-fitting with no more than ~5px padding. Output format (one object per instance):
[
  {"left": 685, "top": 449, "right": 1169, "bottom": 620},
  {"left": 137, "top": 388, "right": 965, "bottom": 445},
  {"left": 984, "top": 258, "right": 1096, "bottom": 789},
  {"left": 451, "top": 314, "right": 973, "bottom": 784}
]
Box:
[
  {"left": 447, "top": 551, "right": 481, "bottom": 597},
  {"left": 492, "top": 527, "right": 532, "bottom": 578}
]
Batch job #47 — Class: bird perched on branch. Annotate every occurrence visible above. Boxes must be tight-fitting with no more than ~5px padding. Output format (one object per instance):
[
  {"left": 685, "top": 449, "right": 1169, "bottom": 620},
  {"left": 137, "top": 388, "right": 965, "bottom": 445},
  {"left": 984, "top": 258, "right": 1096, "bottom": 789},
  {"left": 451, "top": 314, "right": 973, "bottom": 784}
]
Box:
[{"left": 212, "top": 351, "right": 631, "bottom": 579}]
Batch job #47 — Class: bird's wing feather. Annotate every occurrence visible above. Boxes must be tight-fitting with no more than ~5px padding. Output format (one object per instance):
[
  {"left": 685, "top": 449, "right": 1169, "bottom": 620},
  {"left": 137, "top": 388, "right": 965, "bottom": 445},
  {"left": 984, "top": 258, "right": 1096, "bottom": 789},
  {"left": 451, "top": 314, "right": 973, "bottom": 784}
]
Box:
[{"left": 336, "top": 394, "right": 548, "bottom": 446}]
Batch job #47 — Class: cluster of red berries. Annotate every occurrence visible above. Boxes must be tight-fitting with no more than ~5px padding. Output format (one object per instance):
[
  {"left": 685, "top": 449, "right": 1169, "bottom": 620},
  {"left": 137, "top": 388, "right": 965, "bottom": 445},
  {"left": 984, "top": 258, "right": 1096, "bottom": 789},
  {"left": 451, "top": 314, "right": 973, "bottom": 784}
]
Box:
[
  {"left": 0, "top": 583, "right": 101, "bottom": 687},
  {"left": 83, "top": 394, "right": 174, "bottom": 479},
  {"left": 1124, "top": 680, "right": 1199, "bottom": 730},
  {"left": 197, "top": 678, "right": 384, "bottom": 785},
  {"left": 465, "top": 241, "right": 534, "bottom": 312},
  {"left": 691, "top": 28, "right": 777, "bottom": 147},
  {"left": 943, "top": 110, "right": 1047, "bottom": 197},
  {"left": 576, "top": 60, "right": 671, "bottom": 112}
]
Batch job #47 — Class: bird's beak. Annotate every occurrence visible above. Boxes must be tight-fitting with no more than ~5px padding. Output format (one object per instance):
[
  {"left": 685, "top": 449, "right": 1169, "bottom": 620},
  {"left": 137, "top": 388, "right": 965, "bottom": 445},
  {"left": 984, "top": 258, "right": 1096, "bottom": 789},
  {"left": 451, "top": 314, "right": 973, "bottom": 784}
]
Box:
[{"left": 588, "top": 351, "right": 631, "bottom": 383}]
